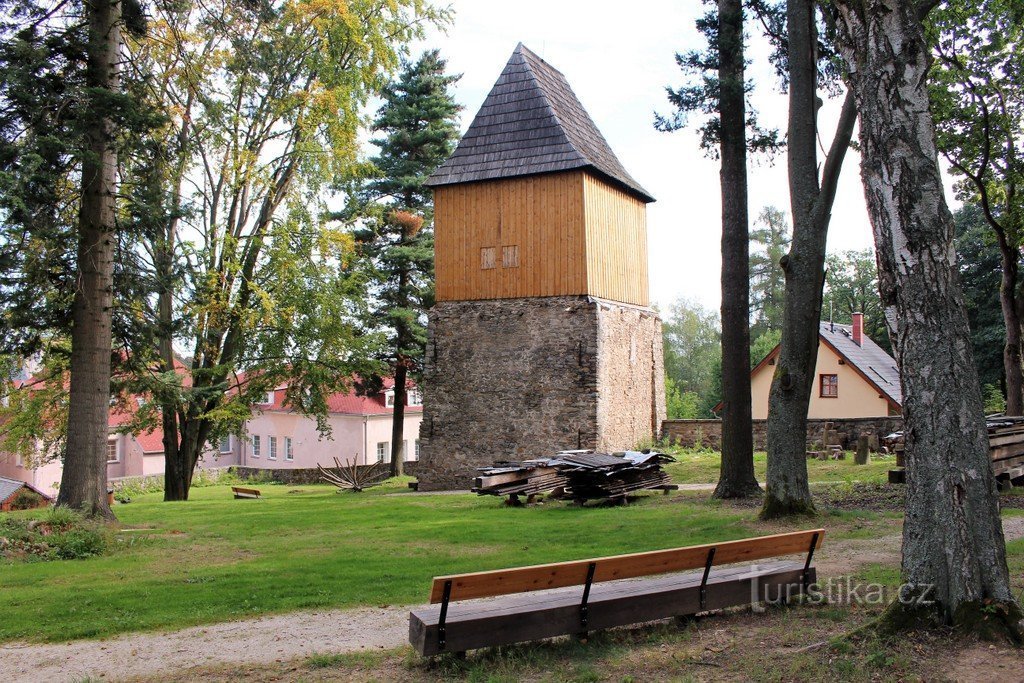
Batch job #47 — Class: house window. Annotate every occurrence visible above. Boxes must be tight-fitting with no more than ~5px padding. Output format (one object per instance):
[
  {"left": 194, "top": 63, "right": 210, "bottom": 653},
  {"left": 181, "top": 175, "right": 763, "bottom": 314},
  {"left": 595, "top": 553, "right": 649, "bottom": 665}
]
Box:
[
  {"left": 402, "top": 440, "right": 409, "bottom": 461},
  {"left": 219, "top": 435, "right": 231, "bottom": 453},
  {"left": 820, "top": 374, "right": 839, "bottom": 398},
  {"left": 415, "top": 439, "right": 421, "bottom": 460},
  {"left": 408, "top": 389, "right": 422, "bottom": 406},
  {"left": 252, "top": 435, "right": 261, "bottom": 458},
  {"left": 107, "top": 441, "right": 119, "bottom": 463},
  {"left": 385, "top": 391, "right": 395, "bottom": 408},
  {"left": 502, "top": 245, "right": 519, "bottom": 268},
  {"left": 376, "top": 441, "right": 389, "bottom": 463},
  {"left": 263, "top": 391, "right": 275, "bottom": 405},
  {"left": 480, "top": 247, "right": 496, "bottom": 270},
  {"left": 284, "top": 437, "right": 293, "bottom": 461},
  {"left": 268, "top": 436, "right": 278, "bottom": 460}
]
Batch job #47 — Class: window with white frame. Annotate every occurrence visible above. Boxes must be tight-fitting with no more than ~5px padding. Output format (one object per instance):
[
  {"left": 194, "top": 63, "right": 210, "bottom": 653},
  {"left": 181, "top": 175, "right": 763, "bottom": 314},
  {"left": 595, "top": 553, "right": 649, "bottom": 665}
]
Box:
[
  {"left": 284, "top": 437, "right": 293, "bottom": 461},
  {"left": 408, "top": 389, "right": 422, "bottom": 406},
  {"left": 263, "top": 390, "right": 275, "bottom": 405},
  {"left": 252, "top": 435, "right": 261, "bottom": 458},
  {"left": 415, "top": 439, "right": 421, "bottom": 460},
  {"left": 268, "top": 436, "right": 278, "bottom": 460},
  {"left": 402, "top": 440, "right": 409, "bottom": 461},
  {"left": 385, "top": 391, "right": 395, "bottom": 408},
  {"left": 219, "top": 435, "right": 231, "bottom": 453},
  {"left": 107, "top": 440, "right": 119, "bottom": 463},
  {"left": 376, "top": 441, "right": 389, "bottom": 462}
]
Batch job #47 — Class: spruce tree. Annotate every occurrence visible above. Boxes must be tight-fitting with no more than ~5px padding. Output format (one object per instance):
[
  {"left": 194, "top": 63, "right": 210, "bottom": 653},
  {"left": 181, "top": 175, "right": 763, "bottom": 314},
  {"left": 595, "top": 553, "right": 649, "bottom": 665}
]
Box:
[{"left": 348, "top": 50, "right": 460, "bottom": 477}]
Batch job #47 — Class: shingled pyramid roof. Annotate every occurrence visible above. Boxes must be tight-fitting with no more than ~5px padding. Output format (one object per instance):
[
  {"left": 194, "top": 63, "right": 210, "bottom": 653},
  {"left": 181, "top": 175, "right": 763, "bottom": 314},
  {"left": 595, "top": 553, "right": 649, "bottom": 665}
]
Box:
[{"left": 427, "top": 43, "right": 655, "bottom": 203}]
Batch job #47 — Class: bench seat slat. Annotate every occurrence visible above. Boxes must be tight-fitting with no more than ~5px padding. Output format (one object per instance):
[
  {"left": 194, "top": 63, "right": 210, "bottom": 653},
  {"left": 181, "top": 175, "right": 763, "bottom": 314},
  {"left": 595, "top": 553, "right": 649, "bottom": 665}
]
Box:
[
  {"left": 411, "top": 561, "right": 811, "bottom": 656},
  {"left": 414, "top": 561, "right": 796, "bottom": 622},
  {"left": 429, "top": 529, "right": 824, "bottom": 603}
]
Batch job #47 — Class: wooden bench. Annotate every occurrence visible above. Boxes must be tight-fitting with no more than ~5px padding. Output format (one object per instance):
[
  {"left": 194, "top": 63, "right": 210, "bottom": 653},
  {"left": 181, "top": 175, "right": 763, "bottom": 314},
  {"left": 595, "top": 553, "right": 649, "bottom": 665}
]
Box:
[
  {"left": 231, "top": 486, "right": 261, "bottom": 499},
  {"left": 409, "top": 528, "right": 824, "bottom": 657}
]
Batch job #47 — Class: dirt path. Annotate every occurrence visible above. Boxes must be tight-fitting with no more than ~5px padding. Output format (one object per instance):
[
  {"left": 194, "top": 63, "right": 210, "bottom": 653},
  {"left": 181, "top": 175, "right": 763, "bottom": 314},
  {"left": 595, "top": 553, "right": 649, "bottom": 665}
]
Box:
[
  {"left": 3, "top": 517, "right": 1022, "bottom": 683},
  {"left": 0, "top": 606, "right": 408, "bottom": 683}
]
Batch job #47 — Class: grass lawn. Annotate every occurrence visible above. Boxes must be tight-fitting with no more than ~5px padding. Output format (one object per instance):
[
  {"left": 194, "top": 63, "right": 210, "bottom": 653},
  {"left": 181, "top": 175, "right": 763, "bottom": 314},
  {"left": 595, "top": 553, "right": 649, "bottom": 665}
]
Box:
[
  {"left": 0, "top": 452, "right": 1013, "bottom": 651},
  {"left": 663, "top": 447, "right": 896, "bottom": 485},
  {"left": 0, "top": 479, "right": 782, "bottom": 644}
]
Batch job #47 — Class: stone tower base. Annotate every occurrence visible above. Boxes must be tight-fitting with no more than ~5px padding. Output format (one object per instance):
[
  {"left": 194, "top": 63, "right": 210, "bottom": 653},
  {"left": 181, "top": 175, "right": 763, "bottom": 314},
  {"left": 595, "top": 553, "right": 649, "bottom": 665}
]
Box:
[{"left": 416, "top": 296, "right": 666, "bottom": 491}]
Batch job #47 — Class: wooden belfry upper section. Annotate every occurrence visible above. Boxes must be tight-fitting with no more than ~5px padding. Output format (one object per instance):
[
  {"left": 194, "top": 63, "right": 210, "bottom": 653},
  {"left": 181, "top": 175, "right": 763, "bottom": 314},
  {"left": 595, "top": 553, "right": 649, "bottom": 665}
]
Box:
[{"left": 428, "top": 44, "right": 655, "bottom": 307}]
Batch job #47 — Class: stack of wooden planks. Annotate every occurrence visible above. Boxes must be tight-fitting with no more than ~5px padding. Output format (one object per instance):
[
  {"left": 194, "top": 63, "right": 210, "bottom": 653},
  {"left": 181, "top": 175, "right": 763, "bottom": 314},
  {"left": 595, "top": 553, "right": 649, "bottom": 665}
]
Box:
[
  {"left": 471, "top": 463, "right": 568, "bottom": 502},
  {"left": 987, "top": 417, "right": 1024, "bottom": 486},
  {"left": 886, "top": 417, "right": 1024, "bottom": 487},
  {"left": 473, "top": 451, "right": 676, "bottom": 504}
]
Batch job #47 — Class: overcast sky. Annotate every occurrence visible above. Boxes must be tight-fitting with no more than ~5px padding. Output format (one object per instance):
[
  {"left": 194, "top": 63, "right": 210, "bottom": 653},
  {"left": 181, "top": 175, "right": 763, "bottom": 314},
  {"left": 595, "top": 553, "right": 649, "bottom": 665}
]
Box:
[{"left": 408, "top": 0, "right": 899, "bottom": 313}]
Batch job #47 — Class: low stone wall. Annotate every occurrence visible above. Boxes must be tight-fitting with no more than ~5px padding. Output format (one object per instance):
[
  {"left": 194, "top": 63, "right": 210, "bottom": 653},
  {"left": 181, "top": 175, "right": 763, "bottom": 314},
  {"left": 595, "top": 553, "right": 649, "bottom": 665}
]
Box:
[
  {"left": 231, "top": 462, "right": 420, "bottom": 485},
  {"left": 108, "top": 467, "right": 234, "bottom": 493},
  {"left": 661, "top": 417, "right": 903, "bottom": 451}
]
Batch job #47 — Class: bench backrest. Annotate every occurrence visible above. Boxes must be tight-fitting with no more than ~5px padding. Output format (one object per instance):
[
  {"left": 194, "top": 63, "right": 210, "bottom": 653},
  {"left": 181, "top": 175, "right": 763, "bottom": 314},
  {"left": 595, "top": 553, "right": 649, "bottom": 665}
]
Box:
[{"left": 429, "top": 528, "right": 824, "bottom": 603}]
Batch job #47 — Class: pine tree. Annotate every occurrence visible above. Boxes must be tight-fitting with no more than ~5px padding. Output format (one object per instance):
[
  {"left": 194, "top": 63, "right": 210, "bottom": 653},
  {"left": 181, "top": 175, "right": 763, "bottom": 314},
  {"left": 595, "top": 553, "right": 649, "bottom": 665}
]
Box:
[
  {"left": 749, "top": 206, "right": 790, "bottom": 337},
  {"left": 347, "top": 50, "right": 460, "bottom": 477}
]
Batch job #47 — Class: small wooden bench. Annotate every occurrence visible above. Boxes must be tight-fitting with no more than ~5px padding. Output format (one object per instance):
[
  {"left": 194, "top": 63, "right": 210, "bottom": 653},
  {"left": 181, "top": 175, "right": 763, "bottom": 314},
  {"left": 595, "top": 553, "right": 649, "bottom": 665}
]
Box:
[
  {"left": 409, "top": 528, "right": 824, "bottom": 657},
  {"left": 231, "top": 486, "right": 261, "bottom": 499}
]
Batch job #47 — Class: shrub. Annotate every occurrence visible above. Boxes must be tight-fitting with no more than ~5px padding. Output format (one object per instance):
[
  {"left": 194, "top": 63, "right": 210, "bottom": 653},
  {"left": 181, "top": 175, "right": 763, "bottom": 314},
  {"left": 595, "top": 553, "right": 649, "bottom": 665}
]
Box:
[
  {"left": 8, "top": 488, "right": 46, "bottom": 511},
  {"left": 0, "top": 508, "right": 111, "bottom": 562}
]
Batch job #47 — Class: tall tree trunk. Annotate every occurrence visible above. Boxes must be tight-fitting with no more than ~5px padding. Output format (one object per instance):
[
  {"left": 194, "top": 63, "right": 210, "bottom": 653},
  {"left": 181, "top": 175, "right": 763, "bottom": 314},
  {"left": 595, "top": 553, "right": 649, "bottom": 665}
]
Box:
[
  {"left": 996, "top": 232, "right": 1024, "bottom": 415},
  {"left": 390, "top": 360, "right": 407, "bottom": 477},
  {"left": 57, "top": 0, "right": 122, "bottom": 519},
  {"left": 835, "top": 0, "right": 1021, "bottom": 637},
  {"left": 763, "top": 1, "right": 858, "bottom": 518},
  {"left": 715, "top": 0, "right": 759, "bottom": 498}
]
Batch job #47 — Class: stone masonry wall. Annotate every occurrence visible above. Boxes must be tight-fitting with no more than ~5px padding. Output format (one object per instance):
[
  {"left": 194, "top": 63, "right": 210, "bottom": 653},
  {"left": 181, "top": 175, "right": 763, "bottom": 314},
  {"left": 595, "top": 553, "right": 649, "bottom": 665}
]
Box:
[
  {"left": 661, "top": 417, "right": 904, "bottom": 451},
  {"left": 416, "top": 296, "right": 665, "bottom": 490},
  {"left": 596, "top": 301, "right": 666, "bottom": 451}
]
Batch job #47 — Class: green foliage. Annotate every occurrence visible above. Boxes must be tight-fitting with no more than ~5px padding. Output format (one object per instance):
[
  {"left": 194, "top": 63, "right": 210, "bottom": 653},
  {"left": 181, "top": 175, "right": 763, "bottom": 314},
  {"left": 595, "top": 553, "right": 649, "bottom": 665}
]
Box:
[
  {"left": 110, "top": 0, "right": 449, "bottom": 493},
  {"left": 956, "top": 204, "right": 1009, "bottom": 389},
  {"left": 750, "top": 328, "right": 781, "bottom": 367},
  {"left": 8, "top": 488, "right": 45, "bottom": 511},
  {"left": 824, "top": 249, "right": 891, "bottom": 354},
  {"left": 665, "top": 376, "right": 701, "bottom": 419},
  {"left": 983, "top": 383, "right": 1007, "bottom": 415},
  {"left": 929, "top": 0, "right": 1023, "bottom": 241},
  {"left": 654, "top": 3, "right": 781, "bottom": 156},
  {"left": 0, "top": 507, "right": 110, "bottom": 562},
  {"left": 340, "top": 49, "right": 461, "bottom": 386},
  {"left": 661, "top": 298, "right": 721, "bottom": 417},
  {"left": 749, "top": 206, "right": 790, "bottom": 336}
]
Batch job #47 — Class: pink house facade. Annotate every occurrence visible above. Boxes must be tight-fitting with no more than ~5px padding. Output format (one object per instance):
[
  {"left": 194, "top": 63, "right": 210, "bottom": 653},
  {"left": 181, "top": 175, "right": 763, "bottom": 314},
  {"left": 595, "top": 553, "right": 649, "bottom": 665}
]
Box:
[
  {"left": 235, "top": 383, "right": 423, "bottom": 469},
  {"left": 0, "top": 381, "right": 421, "bottom": 497}
]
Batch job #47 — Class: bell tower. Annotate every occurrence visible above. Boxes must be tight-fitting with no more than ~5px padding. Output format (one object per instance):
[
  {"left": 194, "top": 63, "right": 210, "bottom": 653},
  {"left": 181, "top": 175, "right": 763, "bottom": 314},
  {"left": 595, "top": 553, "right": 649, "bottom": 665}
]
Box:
[{"left": 416, "top": 44, "right": 666, "bottom": 490}]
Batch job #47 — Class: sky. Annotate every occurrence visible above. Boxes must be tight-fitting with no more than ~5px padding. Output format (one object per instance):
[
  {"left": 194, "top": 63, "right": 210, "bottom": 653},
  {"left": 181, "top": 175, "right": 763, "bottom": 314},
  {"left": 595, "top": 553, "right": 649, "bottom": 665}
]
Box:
[{"left": 410, "top": 0, "right": 888, "bottom": 313}]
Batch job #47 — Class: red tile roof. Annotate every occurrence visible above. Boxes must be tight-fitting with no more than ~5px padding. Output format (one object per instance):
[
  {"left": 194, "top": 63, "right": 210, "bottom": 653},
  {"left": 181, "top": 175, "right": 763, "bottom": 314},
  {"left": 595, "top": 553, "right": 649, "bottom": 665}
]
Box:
[{"left": 260, "top": 380, "right": 423, "bottom": 416}]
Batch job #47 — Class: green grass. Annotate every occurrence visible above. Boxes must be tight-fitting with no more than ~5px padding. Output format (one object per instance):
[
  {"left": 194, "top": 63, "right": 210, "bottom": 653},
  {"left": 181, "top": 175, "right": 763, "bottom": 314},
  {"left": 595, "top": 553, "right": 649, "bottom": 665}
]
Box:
[
  {"left": 663, "top": 448, "right": 895, "bottom": 485},
  {"left": 0, "top": 480, "right": 765, "bottom": 644}
]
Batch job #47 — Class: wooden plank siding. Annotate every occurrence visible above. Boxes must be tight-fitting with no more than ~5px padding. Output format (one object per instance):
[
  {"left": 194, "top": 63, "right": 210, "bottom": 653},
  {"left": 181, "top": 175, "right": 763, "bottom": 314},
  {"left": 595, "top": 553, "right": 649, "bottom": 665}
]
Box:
[
  {"left": 434, "top": 170, "right": 648, "bottom": 306},
  {"left": 582, "top": 174, "right": 649, "bottom": 306}
]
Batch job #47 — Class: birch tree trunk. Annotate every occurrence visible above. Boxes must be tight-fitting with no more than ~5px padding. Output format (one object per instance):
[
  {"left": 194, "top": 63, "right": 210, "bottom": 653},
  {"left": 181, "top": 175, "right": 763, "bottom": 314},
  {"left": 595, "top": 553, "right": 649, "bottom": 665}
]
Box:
[
  {"left": 763, "top": 0, "right": 857, "bottom": 518},
  {"left": 57, "top": 0, "right": 121, "bottom": 519},
  {"left": 834, "top": 0, "right": 1021, "bottom": 636},
  {"left": 715, "top": 0, "right": 759, "bottom": 498}
]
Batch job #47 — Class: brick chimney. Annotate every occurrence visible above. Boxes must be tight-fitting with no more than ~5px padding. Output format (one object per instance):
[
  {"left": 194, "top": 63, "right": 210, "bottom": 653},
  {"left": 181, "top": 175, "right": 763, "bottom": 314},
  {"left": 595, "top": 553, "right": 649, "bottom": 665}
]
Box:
[{"left": 852, "top": 312, "right": 864, "bottom": 346}]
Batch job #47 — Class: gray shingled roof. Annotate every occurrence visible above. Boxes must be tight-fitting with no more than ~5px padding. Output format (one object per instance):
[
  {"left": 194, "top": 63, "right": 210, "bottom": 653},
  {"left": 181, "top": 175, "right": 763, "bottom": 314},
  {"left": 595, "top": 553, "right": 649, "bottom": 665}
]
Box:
[
  {"left": 427, "top": 43, "right": 655, "bottom": 203},
  {"left": 819, "top": 322, "right": 902, "bottom": 407},
  {"left": 0, "top": 476, "right": 27, "bottom": 504}
]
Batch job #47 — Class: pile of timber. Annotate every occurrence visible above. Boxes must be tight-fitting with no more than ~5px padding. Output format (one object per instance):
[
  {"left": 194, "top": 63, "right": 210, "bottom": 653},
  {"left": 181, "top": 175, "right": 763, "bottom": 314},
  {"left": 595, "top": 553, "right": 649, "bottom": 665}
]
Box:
[
  {"left": 885, "top": 416, "right": 1024, "bottom": 486},
  {"left": 472, "top": 464, "right": 568, "bottom": 500},
  {"left": 473, "top": 450, "right": 676, "bottom": 503}
]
